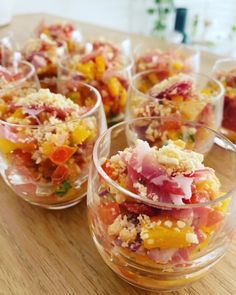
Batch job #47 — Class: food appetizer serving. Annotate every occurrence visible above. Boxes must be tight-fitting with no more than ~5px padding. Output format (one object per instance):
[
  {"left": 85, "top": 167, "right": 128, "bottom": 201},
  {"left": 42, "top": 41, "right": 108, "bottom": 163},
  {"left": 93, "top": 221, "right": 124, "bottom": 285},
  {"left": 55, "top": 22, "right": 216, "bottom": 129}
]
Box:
[
  {"left": 88, "top": 117, "right": 236, "bottom": 291},
  {"left": 135, "top": 45, "right": 199, "bottom": 76},
  {"left": 0, "top": 32, "right": 17, "bottom": 67},
  {"left": 126, "top": 72, "right": 224, "bottom": 137},
  {"left": 58, "top": 41, "right": 132, "bottom": 123},
  {"left": 22, "top": 37, "right": 66, "bottom": 92},
  {"left": 35, "top": 21, "right": 84, "bottom": 54},
  {"left": 0, "top": 60, "right": 39, "bottom": 101},
  {"left": 0, "top": 85, "right": 106, "bottom": 209},
  {"left": 213, "top": 59, "right": 236, "bottom": 143}
]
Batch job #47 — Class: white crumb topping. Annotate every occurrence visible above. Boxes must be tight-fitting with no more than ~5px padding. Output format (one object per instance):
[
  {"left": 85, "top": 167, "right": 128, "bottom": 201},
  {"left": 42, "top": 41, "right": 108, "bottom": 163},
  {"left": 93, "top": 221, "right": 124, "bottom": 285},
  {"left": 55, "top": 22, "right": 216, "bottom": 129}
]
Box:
[
  {"left": 164, "top": 220, "right": 173, "bottom": 228},
  {"left": 149, "top": 73, "right": 194, "bottom": 97},
  {"left": 155, "top": 140, "right": 204, "bottom": 173},
  {"left": 133, "top": 182, "right": 147, "bottom": 197},
  {"left": 177, "top": 220, "right": 186, "bottom": 229},
  {"left": 186, "top": 233, "right": 199, "bottom": 244},
  {"left": 13, "top": 89, "right": 80, "bottom": 112}
]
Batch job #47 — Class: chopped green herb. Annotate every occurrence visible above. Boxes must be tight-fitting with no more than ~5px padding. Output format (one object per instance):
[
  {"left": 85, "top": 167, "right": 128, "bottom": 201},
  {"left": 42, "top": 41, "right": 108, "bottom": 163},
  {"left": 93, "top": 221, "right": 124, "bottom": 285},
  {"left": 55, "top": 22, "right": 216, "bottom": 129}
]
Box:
[{"left": 55, "top": 181, "right": 72, "bottom": 197}]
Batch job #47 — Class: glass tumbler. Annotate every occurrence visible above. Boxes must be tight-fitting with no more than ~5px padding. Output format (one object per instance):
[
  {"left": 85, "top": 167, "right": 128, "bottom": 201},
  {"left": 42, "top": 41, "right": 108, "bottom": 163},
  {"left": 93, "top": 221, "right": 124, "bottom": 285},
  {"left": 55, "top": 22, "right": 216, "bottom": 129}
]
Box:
[
  {"left": 22, "top": 37, "right": 67, "bottom": 92},
  {"left": 58, "top": 53, "right": 133, "bottom": 123},
  {"left": 134, "top": 44, "right": 200, "bottom": 75},
  {"left": 0, "top": 60, "right": 40, "bottom": 101},
  {"left": 126, "top": 70, "right": 224, "bottom": 133},
  {"left": 87, "top": 116, "right": 236, "bottom": 291},
  {"left": 0, "top": 32, "right": 18, "bottom": 67},
  {"left": 0, "top": 83, "right": 106, "bottom": 209},
  {"left": 212, "top": 58, "right": 236, "bottom": 143}
]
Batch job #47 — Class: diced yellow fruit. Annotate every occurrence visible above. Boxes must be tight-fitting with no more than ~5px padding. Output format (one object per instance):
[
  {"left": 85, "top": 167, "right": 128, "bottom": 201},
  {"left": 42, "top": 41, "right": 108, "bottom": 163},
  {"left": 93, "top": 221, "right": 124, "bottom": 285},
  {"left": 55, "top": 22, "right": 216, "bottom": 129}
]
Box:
[
  {"left": 41, "top": 142, "right": 55, "bottom": 156},
  {"left": 12, "top": 109, "right": 24, "bottom": 119},
  {"left": 217, "top": 197, "right": 231, "bottom": 214},
  {"left": 0, "top": 138, "right": 18, "bottom": 153},
  {"left": 139, "top": 80, "right": 152, "bottom": 93},
  {"left": 148, "top": 73, "right": 159, "bottom": 84},
  {"left": 67, "top": 40, "right": 75, "bottom": 52},
  {"left": 167, "top": 130, "right": 179, "bottom": 140},
  {"left": 141, "top": 223, "right": 194, "bottom": 249},
  {"left": 43, "top": 28, "right": 50, "bottom": 36},
  {"left": 201, "top": 225, "right": 217, "bottom": 235},
  {"left": 196, "top": 175, "right": 220, "bottom": 198},
  {"left": 0, "top": 104, "right": 7, "bottom": 115},
  {"left": 201, "top": 88, "right": 212, "bottom": 96},
  {"left": 120, "top": 87, "right": 127, "bottom": 108},
  {"left": 174, "top": 139, "right": 186, "bottom": 148},
  {"left": 173, "top": 61, "right": 184, "bottom": 71},
  {"left": 85, "top": 96, "right": 95, "bottom": 107},
  {"left": 192, "top": 238, "right": 209, "bottom": 254},
  {"left": 76, "top": 61, "right": 95, "bottom": 80},
  {"left": 95, "top": 55, "right": 106, "bottom": 80},
  {"left": 178, "top": 100, "right": 206, "bottom": 121},
  {"left": 227, "top": 88, "right": 236, "bottom": 98},
  {"left": 107, "top": 77, "right": 121, "bottom": 97},
  {"left": 72, "top": 124, "right": 91, "bottom": 144},
  {"left": 104, "top": 104, "right": 111, "bottom": 114},
  {"left": 172, "top": 95, "right": 184, "bottom": 102},
  {"left": 67, "top": 91, "right": 81, "bottom": 104}
]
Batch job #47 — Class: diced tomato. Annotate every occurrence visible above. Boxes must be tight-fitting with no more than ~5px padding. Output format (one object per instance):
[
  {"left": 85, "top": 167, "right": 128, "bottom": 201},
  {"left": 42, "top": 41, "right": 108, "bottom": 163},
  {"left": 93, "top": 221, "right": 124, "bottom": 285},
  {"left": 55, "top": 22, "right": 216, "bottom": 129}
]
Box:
[
  {"left": 187, "top": 189, "right": 211, "bottom": 204},
  {"left": 163, "top": 120, "right": 181, "bottom": 130},
  {"left": 101, "top": 160, "right": 116, "bottom": 180},
  {"left": 120, "top": 202, "right": 159, "bottom": 217},
  {"left": 99, "top": 202, "right": 121, "bottom": 225},
  {"left": 206, "top": 210, "right": 224, "bottom": 227},
  {"left": 193, "top": 207, "right": 212, "bottom": 227},
  {"left": 12, "top": 150, "right": 35, "bottom": 167},
  {"left": 49, "top": 145, "right": 76, "bottom": 165},
  {"left": 52, "top": 165, "right": 69, "bottom": 185}
]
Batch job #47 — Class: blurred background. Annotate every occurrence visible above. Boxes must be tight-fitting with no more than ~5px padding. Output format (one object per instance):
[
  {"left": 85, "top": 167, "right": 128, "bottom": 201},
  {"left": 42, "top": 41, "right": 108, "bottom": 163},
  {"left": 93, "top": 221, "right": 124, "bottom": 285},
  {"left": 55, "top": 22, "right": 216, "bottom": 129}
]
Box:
[{"left": 1, "top": 0, "right": 236, "bottom": 56}]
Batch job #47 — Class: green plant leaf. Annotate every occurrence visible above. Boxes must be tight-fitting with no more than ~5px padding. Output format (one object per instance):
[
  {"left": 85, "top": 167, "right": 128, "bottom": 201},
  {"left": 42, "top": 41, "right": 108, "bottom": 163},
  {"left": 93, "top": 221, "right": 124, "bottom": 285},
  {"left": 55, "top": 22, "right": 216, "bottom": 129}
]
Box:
[
  {"left": 55, "top": 180, "right": 72, "bottom": 197},
  {"left": 147, "top": 8, "right": 155, "bottom": 14}
]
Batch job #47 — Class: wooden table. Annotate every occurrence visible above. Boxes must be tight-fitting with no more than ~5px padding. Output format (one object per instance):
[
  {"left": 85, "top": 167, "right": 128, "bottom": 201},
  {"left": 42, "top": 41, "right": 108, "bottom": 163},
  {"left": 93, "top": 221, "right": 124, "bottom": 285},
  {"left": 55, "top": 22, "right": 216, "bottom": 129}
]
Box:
[{"left": 0, "top": 13, "right": 235, "bottom": 295}]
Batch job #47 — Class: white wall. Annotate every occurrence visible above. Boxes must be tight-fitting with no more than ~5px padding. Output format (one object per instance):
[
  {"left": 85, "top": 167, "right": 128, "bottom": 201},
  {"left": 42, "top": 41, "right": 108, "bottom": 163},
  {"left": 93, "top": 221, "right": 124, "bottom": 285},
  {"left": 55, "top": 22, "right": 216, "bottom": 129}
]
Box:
[
  {"left": 11, "top": 0, "right": 132, "bottom": 32},
  {"left": 6, "top": 0, "right": 236, "bottom": 38}
]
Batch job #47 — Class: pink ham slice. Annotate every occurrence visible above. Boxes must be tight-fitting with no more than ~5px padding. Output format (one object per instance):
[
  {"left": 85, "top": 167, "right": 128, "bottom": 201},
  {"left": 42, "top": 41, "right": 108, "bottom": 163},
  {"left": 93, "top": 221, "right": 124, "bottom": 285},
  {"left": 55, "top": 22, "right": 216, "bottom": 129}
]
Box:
[{"left": 149, "top": 79, "right": 193, "bottom": 100}]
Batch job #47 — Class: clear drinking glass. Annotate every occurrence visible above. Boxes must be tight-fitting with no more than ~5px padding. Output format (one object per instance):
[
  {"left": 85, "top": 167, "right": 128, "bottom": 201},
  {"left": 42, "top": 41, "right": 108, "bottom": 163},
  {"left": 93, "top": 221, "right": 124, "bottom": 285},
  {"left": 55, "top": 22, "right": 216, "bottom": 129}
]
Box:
[
  {"left": 126, "top": 70, "right": 224, "bottom": 131},
  {"left": 58, "top": 53, "right": 133, "bottom": 123},
  {"left": 87, "top": 116, "right": 236, "bottom": 291},
  {"left": 212, "top": 58, "right": 236, "bottom": 143},
  {"left": 134, "top": 44, "right": 200, "bottom": 75},
  {"left": 0, "top": 32, "right": 18, "bottom": 67},
  {"left": 22, "top": 37, "right": 67, "bottom": 92},
  {"left": 84, "top": 34, "right": 132, "bottom": 57},
  {"left": 0, "top": 60, "right": 40, "bottom": 100},
  {"left": 35, "top": 20, "right": 84, "bottom": 54},
  {"left": 0, "top": 83, "right": 106, "bottom": 209}
]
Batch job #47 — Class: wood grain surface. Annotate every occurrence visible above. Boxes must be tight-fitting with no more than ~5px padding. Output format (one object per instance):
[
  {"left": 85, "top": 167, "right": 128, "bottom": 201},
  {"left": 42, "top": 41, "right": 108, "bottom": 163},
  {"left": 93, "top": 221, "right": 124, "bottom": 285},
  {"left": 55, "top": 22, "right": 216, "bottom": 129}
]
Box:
[{"left": 0, "top": 13, "right": 235, "bottom": 295}]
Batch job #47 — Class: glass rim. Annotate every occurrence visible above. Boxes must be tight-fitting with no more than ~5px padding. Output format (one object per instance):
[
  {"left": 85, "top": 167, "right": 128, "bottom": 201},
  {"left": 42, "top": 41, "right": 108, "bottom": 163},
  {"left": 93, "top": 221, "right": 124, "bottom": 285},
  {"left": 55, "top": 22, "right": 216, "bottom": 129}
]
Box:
[
  {"left": 58, "top": 51, "right": 134, "bottom": 74},
  {"left": 130, "top": 70, "right": 225, "bottom": 104},
  {"left": 93, "top": 116, "right": 236, "bottom": 209},
  {"left": 212, "top": 57, "right": 236, "bottom": 73},
  {"left": 0, "top": 81, "right": 102, "bottom": 128},
  {"left": 0, "top": 60, "right": 37, "bottom": 94},
  {"left": 134, "top": 43, "right": 199, "bottom": 58}
]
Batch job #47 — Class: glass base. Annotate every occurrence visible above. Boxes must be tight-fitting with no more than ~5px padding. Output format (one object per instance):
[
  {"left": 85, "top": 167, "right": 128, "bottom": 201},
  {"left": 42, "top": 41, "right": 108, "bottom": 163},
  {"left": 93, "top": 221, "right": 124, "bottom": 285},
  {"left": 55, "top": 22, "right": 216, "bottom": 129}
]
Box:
[
  {"left": 1, "top": 171, "right": 88, "bottom": 210},
  {"left": 221, "top": 127, "right": 236, "bottom": 144},
  {"left": 92, "top": 234, "right": 223, "bottom": 292},
  {"left": 22, "top": 193, "right": 86, "bottom": 210},
  {"left": 107, "top": 113, "right": 124, "bottom": 126}
]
